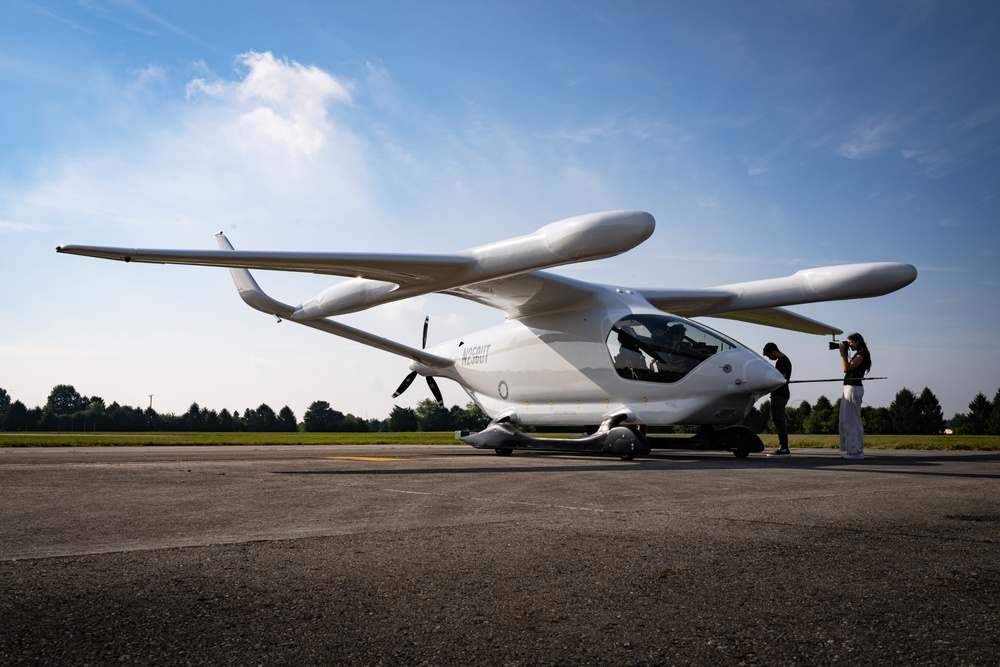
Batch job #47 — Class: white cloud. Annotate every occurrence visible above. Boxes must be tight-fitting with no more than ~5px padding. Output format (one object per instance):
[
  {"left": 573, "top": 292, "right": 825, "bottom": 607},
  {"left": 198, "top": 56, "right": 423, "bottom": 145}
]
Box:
[
  {"left": 185, "top": 51, "right": 352, "bottom": 161},
  {"left": 5, "top": 51, "right": 371, "bottom": 242},
  {"left": 837, "top": 118, "right": 897, "bottom": 160}
]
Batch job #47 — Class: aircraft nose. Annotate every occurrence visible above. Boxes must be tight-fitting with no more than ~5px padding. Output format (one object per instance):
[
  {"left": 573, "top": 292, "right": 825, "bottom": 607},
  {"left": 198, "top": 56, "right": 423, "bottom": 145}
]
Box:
[{"left": 743, "top": 357, "right": 787, "bottom": 392}]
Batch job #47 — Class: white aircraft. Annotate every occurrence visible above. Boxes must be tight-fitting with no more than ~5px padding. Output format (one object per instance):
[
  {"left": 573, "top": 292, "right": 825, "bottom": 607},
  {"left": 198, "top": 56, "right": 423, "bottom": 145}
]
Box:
[{"left": 57, "top": 210, "right": 916, "bottom": 460}]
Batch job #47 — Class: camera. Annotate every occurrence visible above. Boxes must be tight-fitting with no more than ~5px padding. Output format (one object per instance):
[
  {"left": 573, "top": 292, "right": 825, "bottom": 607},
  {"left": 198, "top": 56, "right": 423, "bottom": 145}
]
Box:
[{"left": 828, "top": 340, "right": 845, "bottom": 350}]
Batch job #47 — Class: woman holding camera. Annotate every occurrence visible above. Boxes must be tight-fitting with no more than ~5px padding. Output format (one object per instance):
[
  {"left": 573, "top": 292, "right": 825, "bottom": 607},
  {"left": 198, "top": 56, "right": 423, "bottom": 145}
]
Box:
[{"left": 839, "top": 332, "right": 871, "bottom": 460}]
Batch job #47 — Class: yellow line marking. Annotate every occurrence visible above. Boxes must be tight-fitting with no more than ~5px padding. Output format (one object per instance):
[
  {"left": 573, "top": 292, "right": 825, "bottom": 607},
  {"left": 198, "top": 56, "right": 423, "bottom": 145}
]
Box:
[{"left": 321, "top": 456, "right": 409, "bottom": 461}]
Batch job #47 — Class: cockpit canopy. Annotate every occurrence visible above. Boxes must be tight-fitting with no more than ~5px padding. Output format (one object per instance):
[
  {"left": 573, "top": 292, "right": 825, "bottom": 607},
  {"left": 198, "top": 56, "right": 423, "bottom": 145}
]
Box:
[{"left": 606, "top": 314, "right": 737, "bottom": 383}]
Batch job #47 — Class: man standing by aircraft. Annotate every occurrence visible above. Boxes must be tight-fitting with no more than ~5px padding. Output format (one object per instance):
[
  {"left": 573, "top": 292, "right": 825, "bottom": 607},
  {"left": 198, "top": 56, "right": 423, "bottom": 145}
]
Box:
[{"left": 763, "top": 342, "right": 792, "bottom": 457}]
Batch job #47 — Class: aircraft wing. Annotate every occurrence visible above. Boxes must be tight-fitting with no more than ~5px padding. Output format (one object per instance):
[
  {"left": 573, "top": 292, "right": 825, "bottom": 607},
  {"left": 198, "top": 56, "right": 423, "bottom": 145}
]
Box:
[
  {"left": 55, "top": 244, "right": 474, "bottom": 284},
  {"left": 57, "top": 214, "right": 915, "bottom": 336},
  {"left": 57, "top": 210, "right": 656, "bottom": 319},
  {"left": 637, "top": 262, "right": 917, "bottom": 335},
  {"left": 703, "top": 307, "right": 842, "bottom": 335}
]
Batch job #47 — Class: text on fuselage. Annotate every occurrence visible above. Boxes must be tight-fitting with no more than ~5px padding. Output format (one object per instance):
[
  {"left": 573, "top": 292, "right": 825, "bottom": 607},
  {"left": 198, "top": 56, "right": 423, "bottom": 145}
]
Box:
[{"left": 461, "top": 344, "right": 491, "bottom": 366}]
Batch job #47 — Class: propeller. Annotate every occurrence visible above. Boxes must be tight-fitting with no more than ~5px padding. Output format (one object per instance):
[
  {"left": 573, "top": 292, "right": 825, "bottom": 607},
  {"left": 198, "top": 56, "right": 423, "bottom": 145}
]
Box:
[{"left": 392, "top": 316, "right": 445, "bottom": 408}]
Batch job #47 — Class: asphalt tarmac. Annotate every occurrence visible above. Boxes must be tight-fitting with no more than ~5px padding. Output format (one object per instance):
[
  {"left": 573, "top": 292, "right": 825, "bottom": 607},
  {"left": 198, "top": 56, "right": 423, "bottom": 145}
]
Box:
[{"left": 2, "top": 445, "right": 998, "bottom": 665}]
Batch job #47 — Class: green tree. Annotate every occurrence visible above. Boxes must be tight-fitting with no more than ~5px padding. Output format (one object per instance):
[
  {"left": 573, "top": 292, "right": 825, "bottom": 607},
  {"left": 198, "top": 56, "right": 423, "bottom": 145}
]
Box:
[
  {"left": 183, "top": 403, "right": 204, "bottom": 431},
  {"left": 862, "top": 406, "right": 892, "bottom": 435},
  {"left": 802, "top": 395, "right": 837, "bottom": 434},
  {"left": 44, "top": 384, "right": 88, "bottom": 419},
  {"left": 340, "top": 413, "right": 369, "bottom": 432},
  {"left": 963, "top": 393, "right": 992, "bottom": 435},
  {"left": 246, "top": 403, "right": 280, "bottom": 431},
  {"left": 916, "top": 387, "right": 945, "bottom": 435},
  {"left": 415, "top": 398, "right": 452, "bottom": 431},
  {"left": 389, "top": 405, "right": 418, "bottom": 432},
  {"left": 0, "top": 387, "right": 10, "bottom": 430},
  {"left": 278, "top": 406, "right": 298, "bottom": 432},
  {"left": 889, "top": 388, "right": 920, "bottom": 434},
  {"left": 303, "top": 401, "right": 332, "bottom": 431},
  {"left": 5, "top": 400, "right": 28, "bottom": 431},
  {"left": 450, "top": 402, "right": 490, "bottom": 432},
  {"left": 987, "top": 388, "right": 1000, "bottom": 436},
  {"left": 144, "top": 406, "right": 163, "bottom": 431},
  {"left": 789, "top": 400, "right": 812, "bottom": 435},
  {"left": 200, "top": 407, "right": 221, "bottom": 431},
  {"left": 82, "top": 398, "right": 106, "bottom": 431},
  {"left": 368, "top": 417, "right": 390, "bottom": 432},
  {"left": 218, "top": 408, "right": 235, "bottom": 432},
  {"left": 303, "top": 400, "right": 345, "bottom": 431},
  {"left": 26, "top": 406, "right": 43, "bottom": 430}
]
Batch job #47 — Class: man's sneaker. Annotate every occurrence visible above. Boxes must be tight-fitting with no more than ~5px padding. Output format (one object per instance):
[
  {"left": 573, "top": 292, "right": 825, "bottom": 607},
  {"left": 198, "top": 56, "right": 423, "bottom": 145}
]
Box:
[
  {"left": 767, "top": 448, "right": 791, "bottom": 457},
  {"left": 841, "top": 453, "right": 864, "bottom": 460}
]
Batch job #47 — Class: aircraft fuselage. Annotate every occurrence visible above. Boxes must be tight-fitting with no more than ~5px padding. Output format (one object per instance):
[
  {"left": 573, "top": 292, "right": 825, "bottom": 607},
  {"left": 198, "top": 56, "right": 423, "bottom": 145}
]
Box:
[{"left": 423, "top": 293, "right": 785, "bottom": 428}]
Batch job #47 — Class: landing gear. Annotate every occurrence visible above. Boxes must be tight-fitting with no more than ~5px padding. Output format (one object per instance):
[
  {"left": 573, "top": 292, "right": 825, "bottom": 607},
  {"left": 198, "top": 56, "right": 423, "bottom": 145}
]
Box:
[
  {"left": 721, "top": 426, "right": 764, "bottom": 457},
  {"left": 461, "top": 416, "right": 651, "bottom": 461}
]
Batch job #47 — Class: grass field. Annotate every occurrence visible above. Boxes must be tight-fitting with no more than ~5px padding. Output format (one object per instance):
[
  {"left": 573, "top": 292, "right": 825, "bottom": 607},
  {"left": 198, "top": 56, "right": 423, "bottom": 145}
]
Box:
[{"left": 1, "top": 431, "right": 998, "bottom": 450}]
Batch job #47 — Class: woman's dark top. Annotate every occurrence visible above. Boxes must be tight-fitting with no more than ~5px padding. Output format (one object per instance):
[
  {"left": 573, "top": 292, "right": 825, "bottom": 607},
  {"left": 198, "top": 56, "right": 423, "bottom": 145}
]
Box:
[{"left": 844, "top": 350, "right": 870, "bottom": 387}]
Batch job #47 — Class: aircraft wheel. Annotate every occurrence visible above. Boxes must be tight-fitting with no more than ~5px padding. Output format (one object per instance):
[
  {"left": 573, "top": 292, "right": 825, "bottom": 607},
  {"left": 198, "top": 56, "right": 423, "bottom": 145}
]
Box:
[
  {"left": 619, "top": 452, "right": 637, "bottom": 461},
  {"left": 494, "top": 448, "right": 513, "bottom": 457},
  {"left": 732, "top": 449, "right": 751, "bottom": 458}
]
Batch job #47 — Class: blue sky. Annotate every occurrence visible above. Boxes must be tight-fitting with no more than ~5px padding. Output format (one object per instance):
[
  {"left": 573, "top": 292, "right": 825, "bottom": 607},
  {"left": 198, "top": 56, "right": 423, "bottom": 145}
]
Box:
[{"left": 1, "top": 0, "right": 998, "bottom": 423}]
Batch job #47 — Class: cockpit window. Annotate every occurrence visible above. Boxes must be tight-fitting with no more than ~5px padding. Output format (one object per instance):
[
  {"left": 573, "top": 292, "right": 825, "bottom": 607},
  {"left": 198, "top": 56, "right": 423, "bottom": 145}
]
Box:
[{"left": 606, "top": 314, "right": 737, "bottom": 383}]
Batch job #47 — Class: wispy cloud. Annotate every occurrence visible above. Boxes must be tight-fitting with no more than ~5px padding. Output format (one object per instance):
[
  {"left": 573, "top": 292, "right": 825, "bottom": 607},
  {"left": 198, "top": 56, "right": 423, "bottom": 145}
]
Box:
[
  {"left": 81, "top": 0, "right": 215, "bottom": 49},
  {"left": 836, "top": 117, "right": 899, "bottom": 159},
  {"left": 0, "top": 218, "right": 37, "bottom": 232}
]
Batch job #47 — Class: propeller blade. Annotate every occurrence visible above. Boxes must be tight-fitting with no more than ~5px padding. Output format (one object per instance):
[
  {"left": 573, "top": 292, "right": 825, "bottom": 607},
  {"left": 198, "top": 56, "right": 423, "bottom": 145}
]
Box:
[
  {"left": 393, "top": 317, "right": 436, "bottom": 402},
  {"left": 426, "top": 376, "right": 444, "bottom": 408},
  {"left": 392, "top": 371, "right": 418, "bottom": 398}
]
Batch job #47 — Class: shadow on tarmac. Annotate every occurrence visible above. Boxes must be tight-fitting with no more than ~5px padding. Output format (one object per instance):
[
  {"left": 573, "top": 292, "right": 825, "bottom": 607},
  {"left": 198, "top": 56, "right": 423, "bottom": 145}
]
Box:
[{"left": 276, "top": 450, "right": 1000, "bottom": 480}]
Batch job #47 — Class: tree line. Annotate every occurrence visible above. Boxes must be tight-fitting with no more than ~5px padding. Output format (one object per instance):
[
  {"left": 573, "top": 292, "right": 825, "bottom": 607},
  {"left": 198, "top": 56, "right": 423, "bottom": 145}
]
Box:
[
  {"left": 2, "top": 383, "right": 1000, "bottom": 435},
  {"left": 0, "top": 384, "right": 490, "bottom": 434},
  {"left": 744, "top": 386, "right": 1000, "bottom": 436}
]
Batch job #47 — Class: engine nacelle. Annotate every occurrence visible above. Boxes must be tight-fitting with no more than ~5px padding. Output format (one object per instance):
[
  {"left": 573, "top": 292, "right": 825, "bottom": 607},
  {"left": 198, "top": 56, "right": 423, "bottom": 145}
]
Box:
[{"left": 293, "top": 278, "right": 398, "bottom": 319}]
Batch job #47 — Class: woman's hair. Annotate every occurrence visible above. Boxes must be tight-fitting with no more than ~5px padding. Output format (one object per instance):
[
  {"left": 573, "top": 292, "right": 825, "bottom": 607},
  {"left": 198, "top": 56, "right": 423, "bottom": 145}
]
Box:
[{"left": 847, "top": 332, "right": 871, "bottom": 374}]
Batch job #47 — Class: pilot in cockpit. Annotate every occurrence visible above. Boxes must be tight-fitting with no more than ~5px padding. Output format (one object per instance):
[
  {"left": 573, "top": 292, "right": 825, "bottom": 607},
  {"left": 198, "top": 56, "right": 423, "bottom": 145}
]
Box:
[
  {"left": 651, "top": 323, "right": 701, "bottom": 374},
  {"left": 613, "top": 328, "right": 648, "bottom": 379}
]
